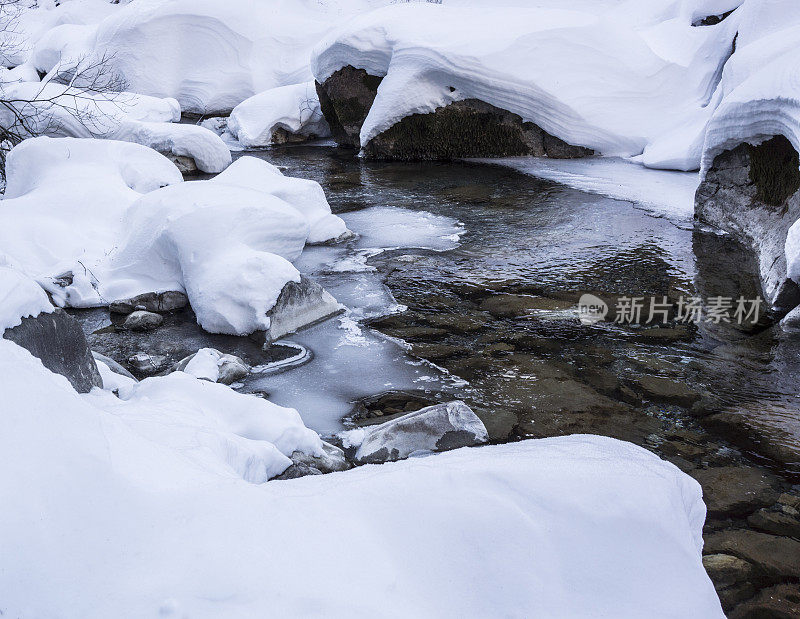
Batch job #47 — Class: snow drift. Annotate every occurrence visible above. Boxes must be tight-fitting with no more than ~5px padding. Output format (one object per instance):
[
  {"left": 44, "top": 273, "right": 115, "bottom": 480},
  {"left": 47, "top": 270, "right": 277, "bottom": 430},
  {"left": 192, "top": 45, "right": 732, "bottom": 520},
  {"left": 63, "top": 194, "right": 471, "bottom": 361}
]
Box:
[{"left": 0, "top": 337, "right": 723, "bottom": 618}]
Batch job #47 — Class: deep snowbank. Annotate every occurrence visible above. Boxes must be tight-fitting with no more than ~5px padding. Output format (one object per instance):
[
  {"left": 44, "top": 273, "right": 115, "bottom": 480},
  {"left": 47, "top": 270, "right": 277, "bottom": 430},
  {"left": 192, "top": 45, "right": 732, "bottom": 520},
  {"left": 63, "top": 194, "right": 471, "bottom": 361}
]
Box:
[
  {"left": 0, "top": 338, "right": 723, "bottom": 618},
  {"left": 0, "top": 264, "right": 53, "bottom": 331},
  {"left": 311, "top": 0, "right": 739, "bottom": 168}
]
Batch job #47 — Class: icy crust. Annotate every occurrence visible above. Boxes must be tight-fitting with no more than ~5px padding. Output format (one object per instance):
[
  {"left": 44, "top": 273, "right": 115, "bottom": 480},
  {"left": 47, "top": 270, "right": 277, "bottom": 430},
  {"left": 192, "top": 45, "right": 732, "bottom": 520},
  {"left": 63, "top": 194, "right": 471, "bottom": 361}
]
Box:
[
  {"left": 0, "top": 265, "right": 53, "bottom": 332},
  {"left": 0, "top": 81, "right": 231, "bottom": 172},
  {"left": 0, "top": 137, "right": 182, "bottom": 288},
  {"left": 227, "top": 81, "right": 331, "bottom": 148},
  {"left": 311, "top": 1, "right": 739, "bottom": 167},
  {"left": 0, "top": 339, "right": 723, "bottom": 617}
]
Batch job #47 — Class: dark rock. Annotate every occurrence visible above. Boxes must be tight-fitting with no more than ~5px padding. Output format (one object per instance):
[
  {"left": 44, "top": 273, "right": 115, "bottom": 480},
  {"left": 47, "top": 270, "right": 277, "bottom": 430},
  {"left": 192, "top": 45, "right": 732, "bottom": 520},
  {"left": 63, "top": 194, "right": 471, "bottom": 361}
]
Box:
[
  {"left": 748, "top": 506, "right": 800, "bottom": 539},
  {"left": 633, "top": 375, "right": 701, "bottom": 406},
  {"left": 123, "top": 310, "right": 164, "bottom": 332},
  {"left": 3, "top": 308, "right": 102, "bottom": 393},
  {"left": 478, "top": 294, "right": 572, "bottom": 318},
  {"left": 315, "top": 66, "right": 383, "bottom": 148},
  {"left": 704, "top": 529, "right": 800, "bottom": 580},
  {"left": 127, "top": 352, "right": 169, "bottom": 376},
  {"left": 703, "top": 554, "right": 756, "bottom": 610},
  {"left": 110, "top": 291, "right": 189, "bottom": 315},
  {"left": 692, "top": 466, "right": 780, "bottom": 517},
  {"left": 265, "top": 276, "right": 341, "bottom": 343},
  {"left": 695, "top": 136, "right": 800, "bottom": 311},
  {"left": 410, "top": 342, "right": 464, "bottom": 361},
  {"left": 290, "top": 441, "right": 351, "bottom": 474},
  {"left": 353, "top": 400, "right": 488, "bottom": 464},
  {"left": 729, "top": 584, "right": 800, "bottom": 619},
  {"left": 274, "top": 462, "right": 323, "bottom": 480},
  {"left": 704, "top": 406, "right": 800, "bottom": 467},
  {"left": 350, "top": 390, "right": 439, "bottom": 422},
  {"left": 363, "top": 98, "right": 593, "bottom": 161}
]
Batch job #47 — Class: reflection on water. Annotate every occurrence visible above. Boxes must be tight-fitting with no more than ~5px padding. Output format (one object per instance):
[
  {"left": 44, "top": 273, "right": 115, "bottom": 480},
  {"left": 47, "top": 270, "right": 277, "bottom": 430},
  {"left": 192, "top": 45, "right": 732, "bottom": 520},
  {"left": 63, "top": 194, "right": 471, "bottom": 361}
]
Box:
[{"left": 241, "top": 145, "right": 800, "bottom": 474}]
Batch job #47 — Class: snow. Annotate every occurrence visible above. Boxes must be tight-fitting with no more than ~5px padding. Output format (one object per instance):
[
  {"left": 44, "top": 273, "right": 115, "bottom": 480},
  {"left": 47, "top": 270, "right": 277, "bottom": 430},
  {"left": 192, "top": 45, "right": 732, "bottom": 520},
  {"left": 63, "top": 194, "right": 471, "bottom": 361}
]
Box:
[
  {"left": 0, "top": 81, "right": 231, "bottom": 172},
  {"left": 95, "top": 357, "right": 137, "bottom": 392},
  {"left": 227, "top": 81, "right": 331, "bottom": 148},
  {"left": 311, "top": 0, "right": 739, "bottom": 170},
  {"left": 0, "top": 336, "right": 722, "bottom": 617},
  {"left": 0, "top": 264, "right": 53, "bottom": 331},
  {"left": 182, "top": 347, "right": 222, "bottom": 382}
]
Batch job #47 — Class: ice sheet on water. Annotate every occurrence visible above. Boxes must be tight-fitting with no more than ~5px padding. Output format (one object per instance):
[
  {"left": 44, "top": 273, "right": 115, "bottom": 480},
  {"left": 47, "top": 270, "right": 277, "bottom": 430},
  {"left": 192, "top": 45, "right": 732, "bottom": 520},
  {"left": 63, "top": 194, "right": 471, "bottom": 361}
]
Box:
[{"left": 340, "top": 206, "right": 465, "bottom": 252}]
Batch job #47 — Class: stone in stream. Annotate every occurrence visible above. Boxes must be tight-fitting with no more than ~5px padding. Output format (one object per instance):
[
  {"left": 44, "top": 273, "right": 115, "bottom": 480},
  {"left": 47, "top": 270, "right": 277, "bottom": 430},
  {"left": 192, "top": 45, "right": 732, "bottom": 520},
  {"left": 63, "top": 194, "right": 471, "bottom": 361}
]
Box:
[
  {"left": 123, "top": 310, "right": 163, "bottom": 332},
  {"left": 172, "top": 348, "right": 250, "bottom": 385},
  {"left": 695, "top": 135, "right": 800, "bottom": 313},
  {"left": 264, "top": 276, "right": 341, "bottom": 343},
  {"left": 702, "top": 554, "right": 756, "bottom": 611},
  {"left": 352, "top": 401, "right": 488, "bottom": 464},
  {"left": 92, "top": 351, "right": 137, "bottom": 382},
  {"left": 3, "top": 308, "right": 102, "bottom": 393},
  {"left": 110, "top": 291, "right": 189, "bottom": 315},
  {"left": 729, "top": 583, "right": 800, "bottom": 619},
  {"left": 289, "top": 441, "right": 351, "bottom": 474},
  {"left": 704, "top": 529, "right": 800, "bottom": 581},
  {"left": 127, "top": 352, "right": 169, "bottom": 376},
  {"left": 691, "top": 466, "right": 780, "bottom": 518},
  {"left": 747, "top": 504, "right": 800, "bottom": 539},
  {"left": 632, "top": 375, "right": 701, "bottom": 407}
]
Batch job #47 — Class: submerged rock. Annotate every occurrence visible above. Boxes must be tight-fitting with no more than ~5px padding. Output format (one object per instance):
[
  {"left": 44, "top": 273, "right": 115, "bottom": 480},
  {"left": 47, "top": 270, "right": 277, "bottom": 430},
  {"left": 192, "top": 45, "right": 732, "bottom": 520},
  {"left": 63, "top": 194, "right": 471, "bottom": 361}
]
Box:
[
  {"left": 695, "top": 136, "right": 800, "bottom": 313},
  {"left": 110, "top": 291, "right": 189, "bottom": 315},
  {"left": 353, "top": 400, "right": 488, "bottom": 464},
  {"left": 316, "top": 65, "right": 592, "bottom": 161},
  {"left": 3, "top": 308, "right": 102, "bottom": 393},
  {"left": 265, "top": 276, "right": 341, "bottom": 343}
]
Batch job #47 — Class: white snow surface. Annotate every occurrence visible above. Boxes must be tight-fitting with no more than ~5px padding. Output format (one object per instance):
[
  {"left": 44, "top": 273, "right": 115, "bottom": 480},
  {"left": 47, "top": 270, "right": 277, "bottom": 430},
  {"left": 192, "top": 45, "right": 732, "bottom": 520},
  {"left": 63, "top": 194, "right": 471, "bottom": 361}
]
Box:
[
  {"left": 0, "top": 264, "right": 53, "bottom": 331},
  {"left": 311, "top": 0, "right": 740, "bottom": 169},
  {"left": 227, "top": 81, "right": 331, "bottom": 148},
  {"left": 0, "top": 338, "right": 723, "bottom": 618}
]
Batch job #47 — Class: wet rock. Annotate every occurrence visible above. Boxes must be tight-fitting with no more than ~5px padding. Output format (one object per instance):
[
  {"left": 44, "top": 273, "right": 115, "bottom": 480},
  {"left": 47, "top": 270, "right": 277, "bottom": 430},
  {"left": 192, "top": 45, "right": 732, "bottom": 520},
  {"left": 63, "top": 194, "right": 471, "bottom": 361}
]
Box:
[
  {"left": 110, "top": 291, "right": 189, "bottom": 315},
  {"left": 353, "top": 400, "right": 488, "bottom": 464},
  {"left": 3, "top": 308, "right": 102, "bottom": 393},
  {"left": 478, "top": 294, "right": 572, "bottom": 319},
  {"left": 482, "top": 342, "right": 515, "bottom": 356},
  {"left": 315, "top": 66, "right": 383, "bottom": 148},
  {"left": 440, "top": 184, "right": 494, "bottom": 204},
  {"left": 729, "top": 584, "right": 800, "bottom": 619},
  {"left": 127, "top": 352, "right": 169, "bottom": 376},
  {"left": 290, "top": 441, "right": 351, "bottom": 474},
  {"left": 748, "top": 506, "right": 800, "bottom": 539},
  {"left": 378, "top": 325, "right": 449, "bottom": 341},
  {"left": 695, "top": 136, "right": 800, "bottom": 312},
  {"left": 421, "top": 313, "right": 486, "bottom": 334},
  {"left": 633, "top": 375, "right": 701, "bottom": 406},
  {"left": 350, "top": 390, "right": 439, "bottom": 422},
  {"left": 410, "top": 342, "right": 464, "bottom": 361},
  {"left": 703, "top": 554, "right": 756, "bottom": 610},
  {"left": 123, "top": 310, "right": 163, "bottom": 332},
  {"left": 274, "top": 462, "right": 323, "bottom": 480},
  {"left": 692, "top": 466, "right": 780, "bottom": 517},
  {"left": 704, "top": 529, "right": 800, "bottom": 580},
  {"left": 92, "top": 351, "right": 137, "bottom": 381},
  {"left": 265, "top": 276, "right": 341, "bottom": 343},
  {"left": 363, "top": 98, "right": 593, "bottom": 161}
]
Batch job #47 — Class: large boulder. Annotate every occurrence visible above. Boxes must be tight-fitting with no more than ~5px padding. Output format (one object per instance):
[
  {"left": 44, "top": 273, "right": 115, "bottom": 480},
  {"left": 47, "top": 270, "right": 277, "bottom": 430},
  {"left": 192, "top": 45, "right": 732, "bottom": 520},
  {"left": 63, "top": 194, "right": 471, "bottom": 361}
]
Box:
[
  {"left": 3, "top": 308, "right": 102, "bottom": 393},
  {"left": 353, "top": 400, "right": 488, "bottom": 464},
  {"left": 695, "top": 135, "right": 800, "bottom": 313},
  {"left": 316, "top": 65, "right": 592, "bottom": 161}
]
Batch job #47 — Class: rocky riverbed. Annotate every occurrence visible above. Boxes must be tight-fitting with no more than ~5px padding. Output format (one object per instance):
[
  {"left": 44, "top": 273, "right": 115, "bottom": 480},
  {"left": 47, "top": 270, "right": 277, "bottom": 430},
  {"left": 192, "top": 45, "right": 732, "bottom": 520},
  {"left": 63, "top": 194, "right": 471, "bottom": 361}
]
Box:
[{"left": 73, "top": 143, "right": 800, "bottom": 617}]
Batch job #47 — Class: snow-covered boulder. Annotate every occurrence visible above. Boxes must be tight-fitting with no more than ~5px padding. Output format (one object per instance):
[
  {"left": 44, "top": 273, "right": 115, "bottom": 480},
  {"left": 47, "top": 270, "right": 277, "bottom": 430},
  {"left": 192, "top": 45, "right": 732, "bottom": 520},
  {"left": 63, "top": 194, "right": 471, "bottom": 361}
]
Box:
[
  {"left": 173, "top": 348, "right": 250, "bottom": 385},
  {"left": 311, "top": 1, "right": 739, "bottom": 165},
  {"left": 352, "top": 400, "right": 489, "bottom": 464},
  {"left": 0, "top": 82, "right": 231, "bottom": 173},
  {"left": 0, "top": 264, "right": 53, "bottom": 332},
  {"left": 228, "top": 81, "right": 331, "bottom": 147},
  {"left": 0, "top": 137, "right": 183, "bottom": 303},
  {"left": 0, "top": 341, "right": 724, "bottom": 617}
]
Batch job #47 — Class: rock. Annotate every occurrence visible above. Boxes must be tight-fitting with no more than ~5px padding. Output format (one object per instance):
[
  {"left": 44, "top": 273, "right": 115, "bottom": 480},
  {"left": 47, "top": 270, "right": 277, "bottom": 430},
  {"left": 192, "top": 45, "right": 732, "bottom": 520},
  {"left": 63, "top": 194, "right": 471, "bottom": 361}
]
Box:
[
  {"left": 217, "top": 355, "right": 250, "bottom": 385},
  {"left": 692, "top": 466, "right": 780, "bottom": 518},
  {"left": 274, "top": 462, "right": 323, "bottom": 480},
  {"left": 3, "top": 308, "right": 102, "bottom": 393},
  {"left": 633, "top": 375, "right": 701, "bottom": 407},
  {"left": 695, "top": 136, "right": 800, "bottom": 312},
  {"left": 127, "top": 352, "right": 169, "bottom": 376},
  {"left": 123, "top": 310, "right": 164, "bottom": 332},
  {"left": 703, "top": 554, "right": 756, "bottom": 610},
  {"left": 410, "top": 342, "right": 464, "bottom": 361},
  {"left": 704, "top": 406, "right": 800, "bottom": 466},
  {"left": 748, "top": 507, "right": 800, "bottom": 539},
  {"left": 729, "top": 584, "right": 800, "bottom": 619},
  {"left": 265, "top": 276, "right": 341, "bottom": 343},
  {"left": 478, "top": 294, "right": 572, "bottom": 318},
  {"left": 290, "top": 441, "right": 351, "bottom": 474},
  {"left": 166, "top": 154, "right": 198, "bottom": 174},
  {"left": 350, "top": 390, "right": 439, "bottom": 422},
  {"left": 353, "top": 400, "right": 488, "bottom": 464},
  {"left": 315, "top": 66, "right": 383, "bottom": 148},
  {"left": 704, "top": 529, "right": 800, "bottom": 580},
  {"left": 172, "top": 348, "right": 250, "bottom": 385},
  {"left": 110, "top": 291, "right": 188, "bottom": 315},
  {"left": 362, "top": 98, "right": 593, "bottom": 161},
  {"left": 778, "top": 492, "right": 800, "bottom": 510},
  {"left": 91, "top": 352, "right": 137, "bottom": 382}
]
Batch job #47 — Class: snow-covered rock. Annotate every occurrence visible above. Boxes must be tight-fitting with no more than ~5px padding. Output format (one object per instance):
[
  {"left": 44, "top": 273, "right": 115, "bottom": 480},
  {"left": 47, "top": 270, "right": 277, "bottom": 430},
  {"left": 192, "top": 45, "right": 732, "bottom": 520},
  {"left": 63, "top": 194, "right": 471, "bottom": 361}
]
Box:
[
  {"left": 0, "top": 264, "right": 53, "bottom": 331},
  {"left": 353, "top": 400, "right": 489, "bottom": 464},
  {"left": 228, "top": 81, "right": 331, "bottom": 147},
  {"left": 311, "top": 1, "right": 739, "bottom": 165},
  {"left": 0, "top": 337, "right": 724, "bottom": 617},
  {"left": 173, "top": 348, "right": 250, "bottom": 385},
  {"left": 0, "top": 82, "right": 231, "bottom": 172}
]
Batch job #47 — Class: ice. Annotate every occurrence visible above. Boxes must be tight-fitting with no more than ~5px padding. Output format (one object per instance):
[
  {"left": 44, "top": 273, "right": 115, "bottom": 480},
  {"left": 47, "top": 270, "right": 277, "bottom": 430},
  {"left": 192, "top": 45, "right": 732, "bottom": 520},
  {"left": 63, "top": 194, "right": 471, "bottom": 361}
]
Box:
[
  {"left": 340, "top": 206, "right": 465, "bottom": 252},
  {"left": 0, "top": 337, "right": 724, "bottom": 617}
]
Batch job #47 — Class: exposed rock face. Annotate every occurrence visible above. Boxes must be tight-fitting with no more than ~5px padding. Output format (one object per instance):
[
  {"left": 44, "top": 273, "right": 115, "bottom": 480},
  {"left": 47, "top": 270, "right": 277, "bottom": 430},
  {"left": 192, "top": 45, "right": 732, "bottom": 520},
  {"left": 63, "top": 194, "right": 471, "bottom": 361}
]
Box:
[
  {"left": 353, "top": 400, "right": 488, "bottom": 464},
  {"left": 110, "top": 291, "right": 189, "bottom": 315},
  {"left": 316, "top": 65, "right": 592, "bottom": 160},
  {"left": 315, "top": 66, "right": 383, "bottom": 148},
  {"left": 695, "top": 135, "right": 800, "bottom": 313},
  {"left": 3, "top": 308, "right": 102, "bottom": 393},
  {"left": 265, "top": 276, "right": 341, "bottom": 343}
]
